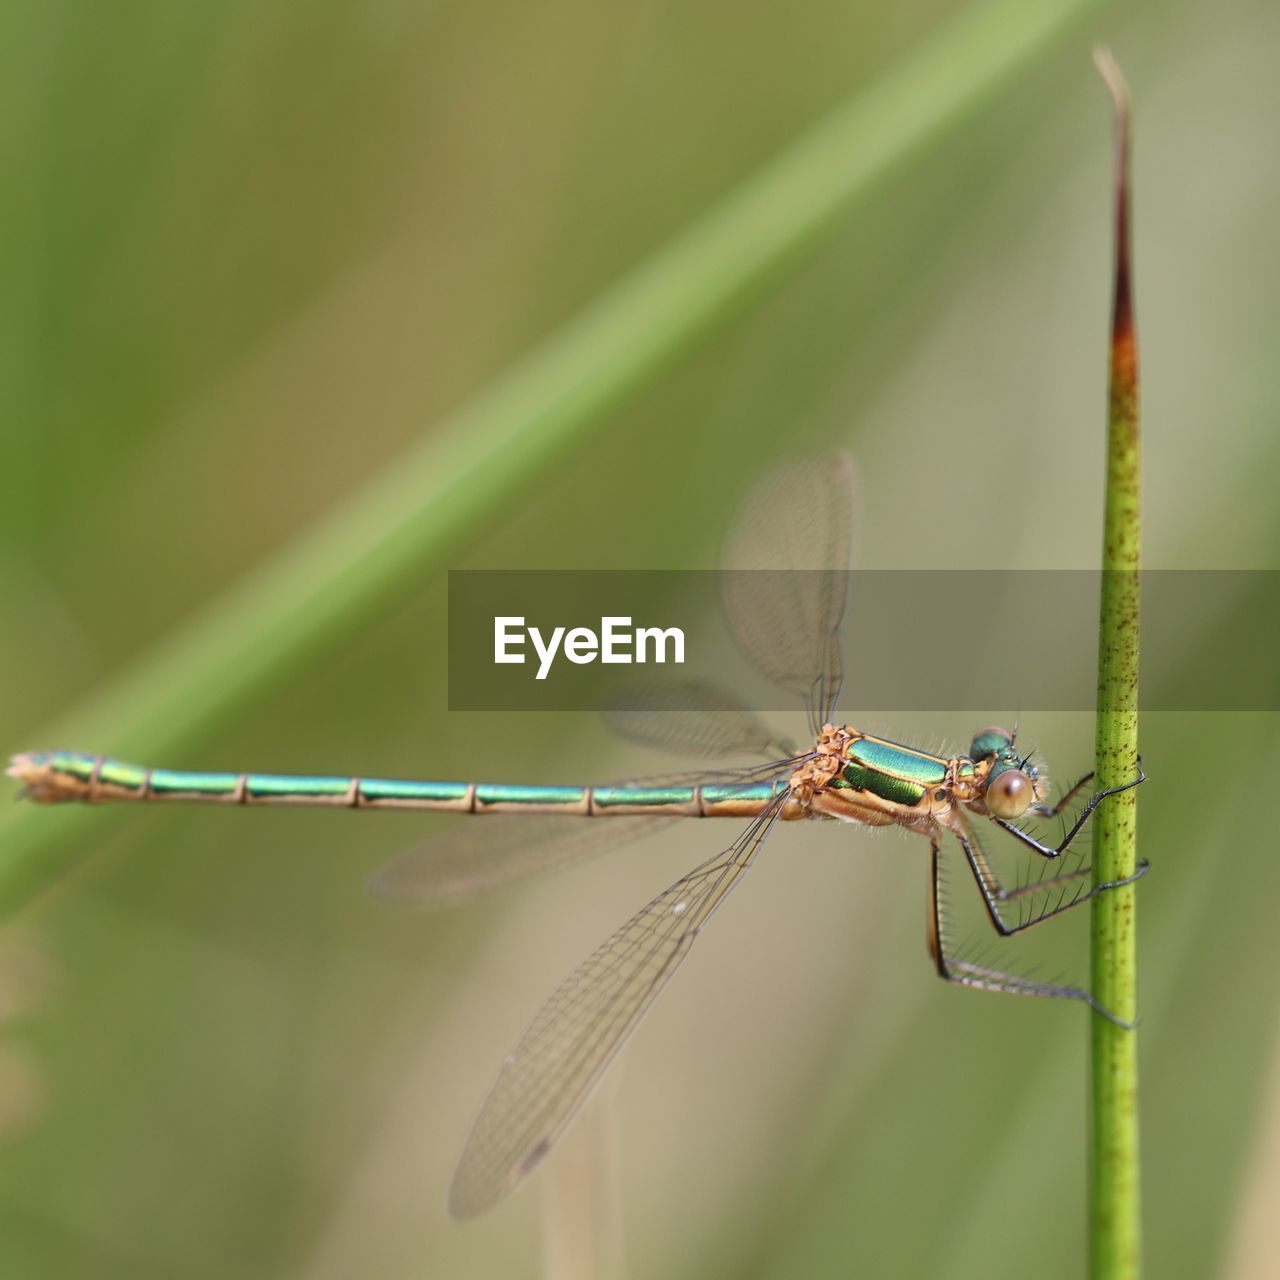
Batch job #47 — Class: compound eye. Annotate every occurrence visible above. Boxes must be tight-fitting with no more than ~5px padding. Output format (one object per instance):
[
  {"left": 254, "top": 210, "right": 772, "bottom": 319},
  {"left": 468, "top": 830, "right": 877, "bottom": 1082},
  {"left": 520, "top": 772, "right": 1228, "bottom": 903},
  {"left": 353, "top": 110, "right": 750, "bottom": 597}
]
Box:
[
  {"left": 986, "top": 768, "right": 1034, "bottom": 819},
  {"left": 969, "top": 725, "right": 1013, "bottom": 761}
]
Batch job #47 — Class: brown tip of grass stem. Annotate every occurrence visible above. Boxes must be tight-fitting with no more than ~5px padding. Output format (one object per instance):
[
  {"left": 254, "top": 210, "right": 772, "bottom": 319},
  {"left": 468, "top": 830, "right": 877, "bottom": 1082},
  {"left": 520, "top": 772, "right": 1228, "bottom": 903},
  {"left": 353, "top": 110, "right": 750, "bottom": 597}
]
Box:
[{"left": 1094, "top": 47, "right": 1135, "bottom": 388}]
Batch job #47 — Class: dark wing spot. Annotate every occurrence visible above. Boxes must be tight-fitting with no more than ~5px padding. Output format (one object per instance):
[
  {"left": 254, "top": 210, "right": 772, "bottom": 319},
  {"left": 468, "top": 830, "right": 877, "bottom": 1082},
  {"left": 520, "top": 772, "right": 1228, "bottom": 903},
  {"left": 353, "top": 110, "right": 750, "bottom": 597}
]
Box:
[{"left": 519, "top": 1137, "right": 552, "bottom": 1178}]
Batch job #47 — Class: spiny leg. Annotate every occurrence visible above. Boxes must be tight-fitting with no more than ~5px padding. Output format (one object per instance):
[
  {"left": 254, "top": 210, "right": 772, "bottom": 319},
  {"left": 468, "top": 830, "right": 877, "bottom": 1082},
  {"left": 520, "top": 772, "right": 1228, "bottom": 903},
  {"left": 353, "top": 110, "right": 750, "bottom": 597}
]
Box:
[
  {"left": 955, "top": 815, "right": 1148, "bottom": 936},
  {"left": 996, "top": 862, "right": 1091, "bottom": 904},
  {"left": 999, "top": 772, "right": 1102, "bottom": 900},
  {"left": 994, "top": 767, "right": 1146, "bottom": 860},
  {"left": 926, "top": 839, "right": 1134, "bottom": 1028},
  {"left": 988, "top": 767, "right": 1149, "bottom": 904},
  {"left": 1030, "top": 770, "right": 1095, "bottom": 818}
]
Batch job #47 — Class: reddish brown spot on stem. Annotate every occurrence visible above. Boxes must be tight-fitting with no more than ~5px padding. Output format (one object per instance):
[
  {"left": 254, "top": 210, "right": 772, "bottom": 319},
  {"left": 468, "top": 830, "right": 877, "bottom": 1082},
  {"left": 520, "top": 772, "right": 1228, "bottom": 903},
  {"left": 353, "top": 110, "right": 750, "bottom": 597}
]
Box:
[{"left": 1095, "top": 48, "right": 1138, "bottom": 415}]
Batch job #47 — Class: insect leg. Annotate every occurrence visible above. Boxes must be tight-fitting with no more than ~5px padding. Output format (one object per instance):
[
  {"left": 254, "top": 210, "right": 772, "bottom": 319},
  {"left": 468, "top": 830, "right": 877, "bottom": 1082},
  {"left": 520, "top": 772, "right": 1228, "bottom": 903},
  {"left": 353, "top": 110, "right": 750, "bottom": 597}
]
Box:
[
  {"left": 926, "top": 839, "right": 1135, "bottom": 1028},
  {"left": 954, "top": 816, "right": 1147, "bottom": 936},
  {"left": 994, "top": 766, "right": 1146, "bottom": 859}
]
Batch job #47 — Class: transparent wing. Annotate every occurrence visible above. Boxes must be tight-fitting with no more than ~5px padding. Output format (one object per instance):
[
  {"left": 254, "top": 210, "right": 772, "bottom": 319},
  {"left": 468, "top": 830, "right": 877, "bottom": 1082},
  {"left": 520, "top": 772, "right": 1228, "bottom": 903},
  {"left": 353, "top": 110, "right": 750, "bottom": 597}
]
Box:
[
  {"left": 448, "top": 793, "right": 790, "bottom": 1218},
  {"left": 368, "top": 759, "right": 800, "bottom": 905},
  {"left": 369, "top": 813, "right": 673, "bottom": 904},
  {"left": 722, "top": 453, "right": 858, "bottom": 735},
  {"left": 605, "top": 676, "right": 795, "bottom": 760}
]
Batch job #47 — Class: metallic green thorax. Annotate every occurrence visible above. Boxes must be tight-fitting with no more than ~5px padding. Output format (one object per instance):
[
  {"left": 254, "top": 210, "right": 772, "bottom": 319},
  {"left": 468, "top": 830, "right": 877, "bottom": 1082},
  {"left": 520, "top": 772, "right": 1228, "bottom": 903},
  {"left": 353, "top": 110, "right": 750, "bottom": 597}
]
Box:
[{"left": 839, "top": 734, "right": 948, "bottom": 807}]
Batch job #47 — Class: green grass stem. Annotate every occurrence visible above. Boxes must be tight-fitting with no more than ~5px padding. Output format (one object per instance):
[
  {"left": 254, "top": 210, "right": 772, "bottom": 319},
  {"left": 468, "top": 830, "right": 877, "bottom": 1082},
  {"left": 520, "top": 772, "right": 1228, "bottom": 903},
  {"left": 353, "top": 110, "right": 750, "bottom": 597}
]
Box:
[{"left": 1089, "top": 48, "right": 1143, "bottom": 1280}]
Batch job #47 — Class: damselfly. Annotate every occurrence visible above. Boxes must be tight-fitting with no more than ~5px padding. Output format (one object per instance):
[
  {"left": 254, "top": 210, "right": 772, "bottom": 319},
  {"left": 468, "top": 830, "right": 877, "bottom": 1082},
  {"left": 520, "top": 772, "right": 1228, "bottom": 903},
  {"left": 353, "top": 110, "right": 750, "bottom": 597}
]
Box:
[{"left": 7, "top": 455, "right": 1146, "bottom": 1218}]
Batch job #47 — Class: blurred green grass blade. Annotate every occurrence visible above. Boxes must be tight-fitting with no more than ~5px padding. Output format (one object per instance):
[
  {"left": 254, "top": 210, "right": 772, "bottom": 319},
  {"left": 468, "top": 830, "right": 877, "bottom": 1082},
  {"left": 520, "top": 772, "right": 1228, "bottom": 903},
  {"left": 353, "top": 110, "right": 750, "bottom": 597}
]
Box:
[{"left": 0, "top": 0, "right": 1102, "bottom": 916}]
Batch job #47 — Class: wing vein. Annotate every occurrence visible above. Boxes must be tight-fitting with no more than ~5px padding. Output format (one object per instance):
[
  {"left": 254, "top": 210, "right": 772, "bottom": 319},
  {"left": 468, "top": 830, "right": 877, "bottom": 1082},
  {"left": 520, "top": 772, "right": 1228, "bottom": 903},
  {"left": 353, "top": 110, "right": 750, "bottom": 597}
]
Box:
[{"left": 448, "top": 791, "right": 790, "bottom": 1217}]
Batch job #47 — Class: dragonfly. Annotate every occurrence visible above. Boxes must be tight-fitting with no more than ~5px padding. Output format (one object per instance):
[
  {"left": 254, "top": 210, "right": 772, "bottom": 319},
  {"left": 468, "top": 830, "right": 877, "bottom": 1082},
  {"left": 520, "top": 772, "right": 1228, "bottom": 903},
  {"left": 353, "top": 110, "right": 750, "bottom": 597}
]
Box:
[{"left": 7, "top": 455, "right": 1146, "bottom": 1218}]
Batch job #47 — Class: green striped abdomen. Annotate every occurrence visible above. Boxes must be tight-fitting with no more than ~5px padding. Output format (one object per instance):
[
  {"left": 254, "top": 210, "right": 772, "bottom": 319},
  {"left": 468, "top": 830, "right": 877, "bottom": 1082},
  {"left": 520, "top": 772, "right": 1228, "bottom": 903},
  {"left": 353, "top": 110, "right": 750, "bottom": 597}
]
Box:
[{"left": 9, "top": 750, "right": 784, "bottom": 817}]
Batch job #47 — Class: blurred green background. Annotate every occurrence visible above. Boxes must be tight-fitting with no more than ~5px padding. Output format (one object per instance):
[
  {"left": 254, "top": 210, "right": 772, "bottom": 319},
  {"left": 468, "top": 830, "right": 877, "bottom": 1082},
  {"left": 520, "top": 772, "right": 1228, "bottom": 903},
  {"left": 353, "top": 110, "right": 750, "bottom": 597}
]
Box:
[{"left": 2, "top": 0, "right": 1279, "bottom": 1276}]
